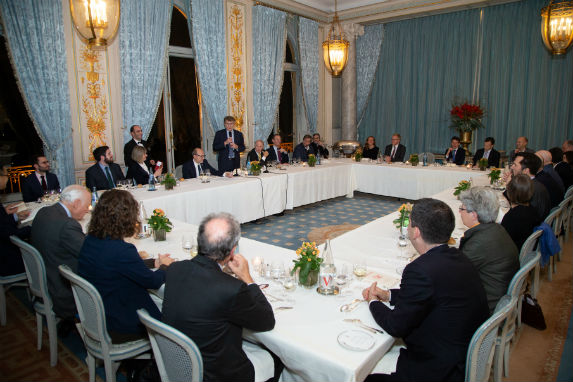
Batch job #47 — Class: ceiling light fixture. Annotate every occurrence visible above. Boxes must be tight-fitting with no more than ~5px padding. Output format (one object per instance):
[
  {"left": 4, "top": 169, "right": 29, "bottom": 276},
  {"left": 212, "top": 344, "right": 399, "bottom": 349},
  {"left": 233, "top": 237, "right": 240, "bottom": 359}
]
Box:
[
  {"left": 69, "top": 0, "right": 120, "bottom": 48},
  {"left": 541, "top": 0, "right": 573, "bottom": 55},
  {"left": 322, "top": 0, "right": 349, "bottom": 76}
]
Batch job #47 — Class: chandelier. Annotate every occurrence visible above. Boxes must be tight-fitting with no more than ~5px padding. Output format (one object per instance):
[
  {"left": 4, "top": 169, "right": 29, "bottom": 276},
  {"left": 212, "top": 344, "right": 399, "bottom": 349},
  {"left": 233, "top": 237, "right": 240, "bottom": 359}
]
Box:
[
  {"left": 69, "top": 0, "right": 120, "bottom": 48},
  {"left": 322, "top": 0, "right": 349, "bottom": 76},
  {"left": 540, "top": 0, "right": 573, "bottom": 55}
]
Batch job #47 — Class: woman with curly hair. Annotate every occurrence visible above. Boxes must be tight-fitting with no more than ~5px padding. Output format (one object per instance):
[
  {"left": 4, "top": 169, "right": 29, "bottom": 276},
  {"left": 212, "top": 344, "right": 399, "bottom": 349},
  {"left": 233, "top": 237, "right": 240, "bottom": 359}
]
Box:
[
  {"left": 362, "top": 136, "right": 379, "bottom": 160},
  {"left": 78, "top": 189, "right": 173, "bottom": 343}
]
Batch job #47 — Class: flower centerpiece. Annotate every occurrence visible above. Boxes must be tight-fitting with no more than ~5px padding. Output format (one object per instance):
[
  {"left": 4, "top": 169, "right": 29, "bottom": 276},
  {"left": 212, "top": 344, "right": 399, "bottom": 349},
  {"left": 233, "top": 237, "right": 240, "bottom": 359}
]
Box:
[
  {"left": 291, "top": 241, "right": 322, "bottom": 288},
  {"left": 488, "top": 168, "right": 501, "bottom": 185},
  {"left": 354, "top": 148, "right": 363, "bottom": 162},
  {"left": 250, "top": 160, "right": 262, "bottom": 176},
  {"left": 453, "top": 180, "right": 471, "bottom": 196},
  {"left": 307, "top": 154, "right": 317, "bottom": 167},
  {"left": 449, "top": 101, "right": 485, "bottom": 155},
  {"left": 161, "top": 173, "right": 177, "bottom": 190},
  {"left": 393, "top": 203, "right": 412, "bottom": 246},
  {"left": 409, "top": 154, "right": 419, "bottom": 166},
  {"left": 478, "top": 158, "right": 489, "bottom": 171},
  {"left": 147, "top": 208, "right": 173, "bottom": 241}
]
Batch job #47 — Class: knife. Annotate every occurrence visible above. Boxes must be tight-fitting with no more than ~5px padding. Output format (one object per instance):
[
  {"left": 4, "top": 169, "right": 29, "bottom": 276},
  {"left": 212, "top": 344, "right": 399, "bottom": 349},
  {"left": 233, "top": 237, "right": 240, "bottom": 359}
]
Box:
[{"left": 343, "top": 319, "right": 384, "bottom": 334}]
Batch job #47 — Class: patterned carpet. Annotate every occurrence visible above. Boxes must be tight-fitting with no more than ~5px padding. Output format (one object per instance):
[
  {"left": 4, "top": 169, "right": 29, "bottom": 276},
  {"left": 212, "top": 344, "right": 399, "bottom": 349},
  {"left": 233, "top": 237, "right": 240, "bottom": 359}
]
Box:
[{"left": 241, "top": 192, "right": 404, "bottom": 250}]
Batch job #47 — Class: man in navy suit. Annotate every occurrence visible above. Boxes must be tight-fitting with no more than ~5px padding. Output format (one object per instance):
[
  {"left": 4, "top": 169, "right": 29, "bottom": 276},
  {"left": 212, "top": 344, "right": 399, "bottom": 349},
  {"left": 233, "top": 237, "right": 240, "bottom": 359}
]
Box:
[
  {"left": 21, "top": 155, "right": 61, "bottom": 202},
  {"left": 123, "top": 124, "right": 155, "bottom": 169},
  {"left": 445, "top": 136, "right": 466, "bottom": 165},
  {"left": 182, "top": 148, "right": 232, "bottom": 179},
  {"left": 472, "top": 137, "right": 501, "bottom": 168},
  {"left": 293, "top": 134, "right": 315, "bottom": 162},
  {"left": 85, "top": 146, "right": 125, "bottom": 191},
  {"left": 267, "top": 134, "right": 289, "bottom": 164},
  {"left": 383, "top": 133, "right": 407, "bottom": 163},
  {"left": 363, "top": 198, "right": 488, "bottom": 382},
  {"left": 213, "top": 116, "right": 245, "bottom": 173}
]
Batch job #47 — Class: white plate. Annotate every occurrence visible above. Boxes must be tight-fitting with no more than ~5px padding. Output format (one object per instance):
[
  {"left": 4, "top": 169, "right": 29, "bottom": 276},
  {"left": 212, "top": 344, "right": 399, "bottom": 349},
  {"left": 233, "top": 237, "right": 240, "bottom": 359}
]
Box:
[{"left": 337, "top": 330, "right": 375, "bottom": 351}]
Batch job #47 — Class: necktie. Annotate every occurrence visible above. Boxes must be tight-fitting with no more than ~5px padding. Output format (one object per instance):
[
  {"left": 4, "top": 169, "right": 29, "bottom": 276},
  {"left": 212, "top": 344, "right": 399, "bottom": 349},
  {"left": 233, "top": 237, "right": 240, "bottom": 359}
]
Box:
[
  {"left": 452, "top": 149, "right": 457, "bottom": 159},
  {"left": 483, "top": 150, "right": 489, "bottom": 159},
  {"left": 136, "top": 141, "right": 142, "bottom": 146},
  {"left": 228, "top": 131, "right": 235, "bottom": 159},
  {"left": 277, "top": 148, "right": 281, "bottom": 162},
  {"left": 104, "top": 166, "right": 115, "bottom": 188},
  {"left": 41, "top": 175, "right": 47, "bottom": 191},
  {"left": 391, "top": 146, "right": 396, "bottom": 158},
  {"left": 196, "top": 163, "right": 201, "bottom": 177}
]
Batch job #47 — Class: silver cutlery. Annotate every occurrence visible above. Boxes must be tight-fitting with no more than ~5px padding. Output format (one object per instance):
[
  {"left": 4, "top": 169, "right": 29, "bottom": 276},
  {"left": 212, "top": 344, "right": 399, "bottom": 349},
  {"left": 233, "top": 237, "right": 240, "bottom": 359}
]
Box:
[
  {"left": 343, "top": 318, "right": 384, "bottom": 334},
  {"left": 339, "top": 299, "right": 365, "bottom": 312}
]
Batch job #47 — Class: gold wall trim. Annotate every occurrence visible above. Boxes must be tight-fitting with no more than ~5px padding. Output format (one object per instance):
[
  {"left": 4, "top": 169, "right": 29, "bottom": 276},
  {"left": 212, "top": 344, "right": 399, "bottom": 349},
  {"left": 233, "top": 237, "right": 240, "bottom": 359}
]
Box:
[{"left": 226, "top": 1, "right": 248, "bottom": 138}]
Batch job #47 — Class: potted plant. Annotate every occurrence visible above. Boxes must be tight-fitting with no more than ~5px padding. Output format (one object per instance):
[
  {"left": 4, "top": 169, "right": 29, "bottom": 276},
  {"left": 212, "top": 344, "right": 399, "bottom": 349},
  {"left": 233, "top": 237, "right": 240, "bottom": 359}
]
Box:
[
  {"left": 488, "top": 168, "right": 501, "bottom": 184},
  {"left": 308, "top": 154, "right": 317, "bottom": 167},
  {"left": 147, "top": 208, "right": 173, "bottom": 241},
  {"left": 354, "top": 149, "right": 363, "bottom": 162},
  {"left": 393, "top": 203, "right": 412, "bottom": 245},
  {"left": 250, "top": 160, "right": 262, "bottom": 175},
  {"left": 453, "top": 180, "right": 471, "bottom": 196},
  {"left": 291, "top": 241, "right": 322, "bottom": 288},
  {"left": 449, "top": 101, "right": 485, "bottom": 154},
  {"left": 478, "top": 158, "right": 489, "bottom": 171},
  {"left": 161, "top": 173, "right": 177, "bottom": 190},
  {"left": 409, "top": 154, "right": 419, "bottom": 166}
]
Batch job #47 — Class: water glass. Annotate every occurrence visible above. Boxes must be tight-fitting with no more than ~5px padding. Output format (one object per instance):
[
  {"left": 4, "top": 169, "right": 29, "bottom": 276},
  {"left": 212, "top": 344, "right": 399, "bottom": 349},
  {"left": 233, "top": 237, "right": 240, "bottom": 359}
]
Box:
[
  {"left": 181, "top": 234, "right": 193, "bottom": 254},
  {"left": 335, "top": 264, "right": 351, "bottom": 287}
]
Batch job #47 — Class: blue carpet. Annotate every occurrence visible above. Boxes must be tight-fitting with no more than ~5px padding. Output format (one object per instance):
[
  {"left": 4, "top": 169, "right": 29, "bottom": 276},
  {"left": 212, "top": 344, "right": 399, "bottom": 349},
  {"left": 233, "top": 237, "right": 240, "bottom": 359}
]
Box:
[
  {"left": 241, "top": 192, "right": 404, "bottom": 250},
  {"left": 557, "top": 304, "right": 573, "bottom": 382}
]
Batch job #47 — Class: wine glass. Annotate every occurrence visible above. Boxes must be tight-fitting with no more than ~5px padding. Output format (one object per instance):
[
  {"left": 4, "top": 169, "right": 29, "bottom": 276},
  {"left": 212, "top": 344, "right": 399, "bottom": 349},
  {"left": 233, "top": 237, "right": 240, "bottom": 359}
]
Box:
[
  {"left": 181, "top": 234, "right": 193, "bottom": 255},
  {"left": 353, "top": 260, "right": 367, "bottom": 278}
]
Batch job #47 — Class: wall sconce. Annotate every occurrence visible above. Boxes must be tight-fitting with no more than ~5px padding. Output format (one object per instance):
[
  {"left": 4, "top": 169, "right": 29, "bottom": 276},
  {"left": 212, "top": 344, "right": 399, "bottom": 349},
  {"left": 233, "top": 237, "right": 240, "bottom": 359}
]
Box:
[{"left": 541, "top": 0, "right": 573, "bottom": 55}]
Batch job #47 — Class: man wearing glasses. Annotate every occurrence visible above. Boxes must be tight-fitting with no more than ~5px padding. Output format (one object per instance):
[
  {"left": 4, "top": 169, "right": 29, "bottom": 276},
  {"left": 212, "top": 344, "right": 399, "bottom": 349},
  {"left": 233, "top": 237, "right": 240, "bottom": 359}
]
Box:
[
  {"left": 182, "top": 148, "right": 232, "bottom": 179},
  {"left": 383, "top": 134, "right": 406, "bottom": 163},
  {"left": 213, "top": 116, "right": 245, "bottom": 173}
]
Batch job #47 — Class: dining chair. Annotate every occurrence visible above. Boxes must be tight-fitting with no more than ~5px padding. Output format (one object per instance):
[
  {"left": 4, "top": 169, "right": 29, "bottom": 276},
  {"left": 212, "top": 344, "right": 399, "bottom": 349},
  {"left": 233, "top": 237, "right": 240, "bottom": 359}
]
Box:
[
  {"left": 10, "top": 235, "right": 58, "bottom": 366},
  {"left": 518, "top": 229, "right": 542, "bottom": 297},
  {"left": 465, "top": 295, "right": 516, "bottom": 382},
  {"left": 0, "top": 272, "right": 27, "bottom": 326},
  {"left": 493, "top": 250, "right": 540, "bottom": 381},
  {"left": 544, "top": 206, "right": 563, "bottom": 280},
  {"left": 59, "top": 265, "right": 151, "bottom": 382},
  {"left": 174, "top": 165, "right": 183, "bottom": 179},
  {"left": 558, "top": 194, "right": 572, "bottom": 242},
  {"left": 137, "top": 309, "right": 203, "bottom": 382}
]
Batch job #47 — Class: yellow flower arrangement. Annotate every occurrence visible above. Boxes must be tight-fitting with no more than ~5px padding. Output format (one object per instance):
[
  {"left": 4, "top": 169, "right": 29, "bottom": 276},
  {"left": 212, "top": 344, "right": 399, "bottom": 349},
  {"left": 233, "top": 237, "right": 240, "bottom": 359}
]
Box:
[
  {"left": 292, "top": 241, "right": 322, "bottom": 284},
  {"left": 453, "top": 180, "right": 471, "bottom": 196},
  {"left": 147, "top": 208, "right": 173, "bottom": 232},
  {"left": 393, "top": 203, "right": 412, "bottom": 229}
]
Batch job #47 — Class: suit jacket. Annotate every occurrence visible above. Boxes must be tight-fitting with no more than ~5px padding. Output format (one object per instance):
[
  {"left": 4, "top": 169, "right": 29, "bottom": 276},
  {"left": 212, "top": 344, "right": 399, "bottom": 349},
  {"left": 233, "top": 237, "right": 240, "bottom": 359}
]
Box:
[
  {"left": 501, "top": 205, "right": 541, "bottom": 252},
  {"left": 123, "top": 139, "right": 149, "bottom": 169},
  {"left": 555, "top": 161, "right": 573, "bottom": 190},
  {"left": 267, "top": 146, "right": 289, "bottom": 164},
  {"left": 21, "top": 172, "right": 60, "bottom": 202},
  {"left": 126, "top": 163, "right": 151, "bottom": 185},
  {"left": 182, "top": 159, "right": 220, "bottom": 179},
  {"left": 162, "top": 255, "right": 275, "bottom": 382},
  {"left": 85, "top": 162, "right": 125, "bottom": 191},
  {"left": 0, "top": 202, "right": 30, "bottom": 276},
  {"left": 362, "top": 146, "right": 380, "bottom": 160},
  {"left": 213, "top": 129, "right": 245, "bottom": 172},
  {"left": 310, "top": 142, "right": 329, "bottom": 158},
  {"left": 369, "top": 244, "right": 488, "bottom": 382},
  {"left": 247, "top": 148, "right": 268, "bottom": 163},
  {"left": 444, "top": 147, "right": 466, "bottom": 165},
  {"left": 459, "top": 223, "right": 519, "bottom": 314},
  {"left": 542, "top": 164, "right": 565, "bottom": 194},
  {"left": 31, "top": 203, "right": 85, "bottom": 319},
  {"left": 472, "top": 148, "right": 501, "bottom": 168},
  {"left": 536, "top": 170, "right": 564, "bottom": 208},
  {"left": 78, "top": 236, "right": 165, "bottom": 335},
  {"left": 383, "top": 144, "right": 407, "bottom": 162},
  {"left": 293, "top": 143, "right": 315, "bottom": 162},
  {"left": 509, "top": 147, "right": 535, "bottom": 163},
  {"left": 531, "top": 179, "right": 551, "bottom": 221}
]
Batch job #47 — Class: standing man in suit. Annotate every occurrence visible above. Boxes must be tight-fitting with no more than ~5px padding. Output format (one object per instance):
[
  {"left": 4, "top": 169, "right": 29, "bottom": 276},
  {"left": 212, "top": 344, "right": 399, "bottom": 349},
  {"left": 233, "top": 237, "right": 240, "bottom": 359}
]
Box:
[
  {"left": 363, "top": 198, "right": 489, "bottom": 382},
  {"left": 383, "top": 134, "right": 406, "bottom": 163},
  {"left": 162, "top": 213, "right": 279, "bottom": 382},
  {"left": 472, "top": 137, "right": 501, "bottom": 168},
  {"left": 509, "top": 136, "right": 535, "bottom": 163},
  {"left": 311, "top": 133, "right": 329, "bottom": 158},
  {"left": 293, "top": 134, "right": 315, "bottom": 162},
  {"left": 213, "top": 116, "right": 245, "bottom": 173},
  {"left": 445, "top": 136, "right": 466, "bottom": 165},
  {"left": 267, "top": 134, "right": 289, "bottom": 164},
  {"left": 21, "top": 155, "right": 61, "bottom": 202},
  {"left": 31, "top": 185, "right": 90, "bottom": 337},
  {"left": 123, "top": 125, "right": 155, "bottom": 169},
  {"left": 85, "top": 146, "right": 125, "bottom": 191},
  {"left": 182, "top": 148, "right": 232, "bottom": 179},
  {"left": 247, "top": 139, "right": 269, "bottom": 163}
]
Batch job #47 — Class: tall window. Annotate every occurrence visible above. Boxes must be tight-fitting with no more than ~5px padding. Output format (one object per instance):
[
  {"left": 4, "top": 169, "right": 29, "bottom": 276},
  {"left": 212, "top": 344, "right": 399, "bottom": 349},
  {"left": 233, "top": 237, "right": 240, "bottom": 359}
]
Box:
[
  {"left": 274, "top": 40, "right": 297, "bottom": 151},
  {"left": 150, "top": 6, "right": 201, "bottom": 171}
]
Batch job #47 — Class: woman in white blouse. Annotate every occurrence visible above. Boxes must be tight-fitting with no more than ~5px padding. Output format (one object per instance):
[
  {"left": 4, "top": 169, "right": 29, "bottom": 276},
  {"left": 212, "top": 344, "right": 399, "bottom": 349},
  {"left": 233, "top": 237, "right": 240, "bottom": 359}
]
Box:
[{"left": 126, "top": 145, "right": 162, "bottom": 185}]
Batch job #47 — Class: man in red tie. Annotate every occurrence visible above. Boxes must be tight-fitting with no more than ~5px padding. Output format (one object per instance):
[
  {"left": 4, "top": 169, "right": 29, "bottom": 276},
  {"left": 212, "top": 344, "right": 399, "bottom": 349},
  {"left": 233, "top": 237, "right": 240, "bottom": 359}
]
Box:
[
  {"left": 383, "top": 134, "right": 406, "bottom": 163},
  {"left": 21, "top": 155, "right": 61, "bottom": 202},
  {"left": 267, "top": 134, "right": 289, "bottom": 164}
]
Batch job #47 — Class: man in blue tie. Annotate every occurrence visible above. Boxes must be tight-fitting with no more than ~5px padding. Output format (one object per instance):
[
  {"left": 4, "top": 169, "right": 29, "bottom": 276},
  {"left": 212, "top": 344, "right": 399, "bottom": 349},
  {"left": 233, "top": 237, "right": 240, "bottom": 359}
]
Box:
[
  {"left": 213, "top": 116, "right": 245, "bottom": 173},
  {"left": 444, "top": 136, "right": 466, "bottom": 165},
  {"left": 85, "top": 146, "right": 125, "bottom": 190}
]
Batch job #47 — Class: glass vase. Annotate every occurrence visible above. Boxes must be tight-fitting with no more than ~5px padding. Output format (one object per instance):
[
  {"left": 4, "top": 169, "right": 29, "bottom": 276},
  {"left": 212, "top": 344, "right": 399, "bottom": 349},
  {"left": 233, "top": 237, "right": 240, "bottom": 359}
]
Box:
[
  {"left": 153, "top": 229, "right": 166, "bottom": 242},
  {"left": 299, "top": 269, "right": 319, "bottom": 288}
]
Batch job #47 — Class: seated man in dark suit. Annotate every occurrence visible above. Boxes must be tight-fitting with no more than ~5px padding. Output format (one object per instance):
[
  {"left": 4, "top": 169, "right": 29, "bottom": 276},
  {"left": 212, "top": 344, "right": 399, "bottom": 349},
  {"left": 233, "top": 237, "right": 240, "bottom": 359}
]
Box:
[
  {"left": 21, "top": 155, "right": 61, "bottom": 202},
  {"left": 182, "top": 148, "right": 231, "bottom": 179},
  {"left": 162, "top": 212, "right": 278, "bottom": 382},
  {"left": 363, "top": 198, "right": 489, "bottom": 382},
  {"left": 267, "top": 134, "right": 289, "bottom": 164},
  {"left": 383, "top": 133, "right": 406, "bottom": 163},
  {"left": 509, "top": 136, "right": 535, "bottom": 163},
  {"left": 444, "top": 136, "right": 466, "bottom": 165},
  {"left": 123, "top": 124, "right": 154, "bottom": 169},
  {"left": 247, "top": 139, "right": 269, "bottom": 163},
  {"left": 213, "top": 116, "right": 245, "bottom": 173},
  {"left": 293, "top": 134, "right": 315, "bottom": 162},
  {"left": 472, "top": 137, "right": 501, "bottom": 168},
  {"left": 310, "top": 133, "right": 329, "bottom": 158},
  {"left": 535, "top": 150, "right": 564, "bottom": 208},
  {"left": 31, "top": 185, "right": 90, "bottom": 337},
  {"left": 0, "top": 165, "right": 31, "bottom": 277},
  {"left": 85, "top": 146, "right": 125, "bottom": 191},
  {"left": 552, "top": 148, "right": 573, "bottom": 190}
]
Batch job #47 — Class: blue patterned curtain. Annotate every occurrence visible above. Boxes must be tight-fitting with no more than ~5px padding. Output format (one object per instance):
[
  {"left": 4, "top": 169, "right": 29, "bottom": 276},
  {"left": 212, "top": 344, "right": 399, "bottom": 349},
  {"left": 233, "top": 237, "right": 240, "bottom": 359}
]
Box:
[
  {"left": 188, "top": 0, "right": 228, "bottom": 156},
  {"left": 0, "top": 0, "right": 74, "bottom": 186},
  {"left": 252, "top": 6, "right": 287, "bottom": 143},
  {"left": 358, "top": 9, "right": 480, "bottom": 154},
  {"left": 120, "top": 0, "right": 172, "bottom": 144},
  {"left": 356, "top": 24, "right": 384, "bottom": 129},
  {"left": 298, "top": 17, "right": 318, "bottom": 137}
]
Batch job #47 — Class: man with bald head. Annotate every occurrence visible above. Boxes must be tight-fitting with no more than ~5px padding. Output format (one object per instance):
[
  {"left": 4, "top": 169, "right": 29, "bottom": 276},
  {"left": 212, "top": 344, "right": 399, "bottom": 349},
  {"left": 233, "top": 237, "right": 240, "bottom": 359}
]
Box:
[
  {"left": 509, "top": 136, "right": 534, "bottom": 163},
  {"left": 247, "top": 139, "right": 269, "bottom": 163},
  {"left": 535, "top": 150, "right": 564, "bottom": 208},
  {"left": 163, "top": 212, "right": 279, "bottom": 382},
  {"left": 31, "top": 185, "right": 91, "bottom": 336},
  {"left": 182, "top": 148, "right": 232, "bottom": 179}
]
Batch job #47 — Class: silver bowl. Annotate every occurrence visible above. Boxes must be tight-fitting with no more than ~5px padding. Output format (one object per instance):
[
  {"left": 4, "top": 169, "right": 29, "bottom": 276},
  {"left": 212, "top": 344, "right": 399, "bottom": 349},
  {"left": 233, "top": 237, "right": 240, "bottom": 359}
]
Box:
[{"left": 333, "top": 140, "right": 362, "bottom": 158}]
